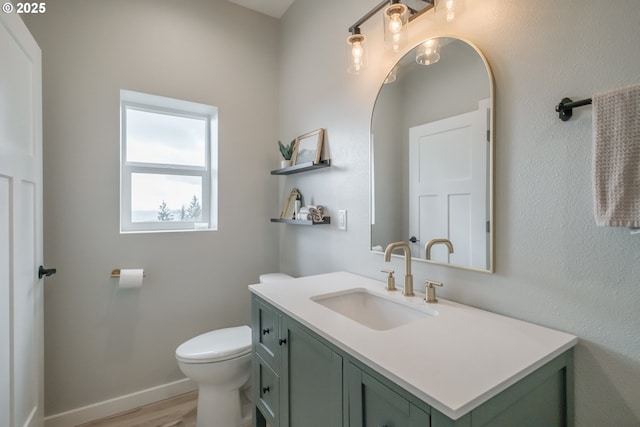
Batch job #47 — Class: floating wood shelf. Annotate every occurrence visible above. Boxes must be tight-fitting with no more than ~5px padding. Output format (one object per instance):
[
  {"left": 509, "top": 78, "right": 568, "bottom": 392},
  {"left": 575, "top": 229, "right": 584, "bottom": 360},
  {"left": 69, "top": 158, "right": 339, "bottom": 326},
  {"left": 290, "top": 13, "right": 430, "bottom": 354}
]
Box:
[
  {"left": 271, "top": 159, "right": 331, "bottom": 175},
  {"left": 270, "top": 217, "right": 331, "bottom": 225}
]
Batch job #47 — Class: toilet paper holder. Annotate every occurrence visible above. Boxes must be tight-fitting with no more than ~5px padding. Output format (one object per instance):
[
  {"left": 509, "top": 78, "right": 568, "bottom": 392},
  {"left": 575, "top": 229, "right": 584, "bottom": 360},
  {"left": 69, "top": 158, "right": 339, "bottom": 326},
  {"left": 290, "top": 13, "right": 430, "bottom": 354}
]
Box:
[{"left": 110, "top": 268, "right": 146, "bottom": 278}]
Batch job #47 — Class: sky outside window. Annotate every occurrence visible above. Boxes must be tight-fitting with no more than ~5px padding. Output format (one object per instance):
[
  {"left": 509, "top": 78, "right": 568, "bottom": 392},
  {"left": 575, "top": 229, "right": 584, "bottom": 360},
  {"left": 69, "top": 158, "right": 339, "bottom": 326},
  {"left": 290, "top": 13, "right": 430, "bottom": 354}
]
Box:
[{"left": 126, "top": 108, "right": 206, "bottom": 167}]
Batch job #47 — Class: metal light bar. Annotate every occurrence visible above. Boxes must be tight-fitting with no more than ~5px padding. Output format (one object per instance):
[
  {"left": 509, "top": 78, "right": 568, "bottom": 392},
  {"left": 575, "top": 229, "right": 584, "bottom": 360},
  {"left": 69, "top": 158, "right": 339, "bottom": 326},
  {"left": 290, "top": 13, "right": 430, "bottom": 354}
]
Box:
[{"left": 348, "top": 0, "right": 434, "bottom": 34}]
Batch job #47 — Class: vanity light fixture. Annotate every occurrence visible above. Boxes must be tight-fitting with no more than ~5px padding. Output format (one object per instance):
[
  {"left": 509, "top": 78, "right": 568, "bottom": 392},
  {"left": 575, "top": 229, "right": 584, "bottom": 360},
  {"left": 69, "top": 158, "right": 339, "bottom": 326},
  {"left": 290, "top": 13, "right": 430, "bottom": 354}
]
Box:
[
  {"left": 347, "top": 0, "right": 435, "bottom": 74},
  {"left": 347, "top": 29, "right": 368, "bottom": 74},
  {"left": 383, "top": 2, "right": 409, "bottom": 52}
]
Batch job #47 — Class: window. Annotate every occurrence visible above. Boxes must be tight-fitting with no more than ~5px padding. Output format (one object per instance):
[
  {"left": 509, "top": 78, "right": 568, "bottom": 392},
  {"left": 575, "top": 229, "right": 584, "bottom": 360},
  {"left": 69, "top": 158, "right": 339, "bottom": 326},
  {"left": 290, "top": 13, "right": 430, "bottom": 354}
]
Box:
[{"left": 120, "top": 90, "right": 218, "bottom": 233}]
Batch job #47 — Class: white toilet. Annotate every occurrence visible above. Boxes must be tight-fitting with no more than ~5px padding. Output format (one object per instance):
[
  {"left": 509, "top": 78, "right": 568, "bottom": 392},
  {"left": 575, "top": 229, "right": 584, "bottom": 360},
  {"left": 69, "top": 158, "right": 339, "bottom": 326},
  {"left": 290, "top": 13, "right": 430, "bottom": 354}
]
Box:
[{"left": 175, "top": 273, "right": 293, "bottom": 427}]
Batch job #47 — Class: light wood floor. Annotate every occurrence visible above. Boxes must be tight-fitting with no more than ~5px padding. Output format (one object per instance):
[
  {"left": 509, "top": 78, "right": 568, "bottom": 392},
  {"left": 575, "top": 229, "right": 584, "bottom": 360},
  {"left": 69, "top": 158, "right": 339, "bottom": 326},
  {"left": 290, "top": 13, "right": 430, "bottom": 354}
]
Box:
[{"left": 77, "top": 391, "right": 198, "bottom": 427}]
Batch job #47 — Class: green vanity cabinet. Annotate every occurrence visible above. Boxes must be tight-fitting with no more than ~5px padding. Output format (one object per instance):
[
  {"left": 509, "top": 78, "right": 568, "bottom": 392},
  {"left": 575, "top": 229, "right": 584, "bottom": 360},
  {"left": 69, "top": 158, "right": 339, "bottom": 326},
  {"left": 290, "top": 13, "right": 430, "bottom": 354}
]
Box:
[
  {"left": 252, "top": 297, "right": 343, "bottom": 427},
  {"left": 252, "top": 294, "right": 573, "bottom": 427}
]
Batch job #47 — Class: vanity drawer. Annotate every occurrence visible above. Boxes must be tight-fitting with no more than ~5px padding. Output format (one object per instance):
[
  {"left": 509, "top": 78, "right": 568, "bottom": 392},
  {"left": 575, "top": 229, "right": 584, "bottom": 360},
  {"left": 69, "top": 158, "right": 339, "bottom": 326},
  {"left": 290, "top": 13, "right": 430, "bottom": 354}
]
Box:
[
  {"left": 254, "top": 353, "right": 280, "bottom": 426},
  {"left": 253, "top": 297, "right": 280, "bottom": 365}
]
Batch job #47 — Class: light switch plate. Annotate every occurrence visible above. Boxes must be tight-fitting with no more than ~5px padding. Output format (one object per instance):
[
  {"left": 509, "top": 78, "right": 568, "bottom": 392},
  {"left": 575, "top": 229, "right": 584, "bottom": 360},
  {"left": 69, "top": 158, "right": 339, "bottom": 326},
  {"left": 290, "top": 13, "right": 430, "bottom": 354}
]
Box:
[{"left": 338, "top": 210, "right": 347, "bottom": 230}]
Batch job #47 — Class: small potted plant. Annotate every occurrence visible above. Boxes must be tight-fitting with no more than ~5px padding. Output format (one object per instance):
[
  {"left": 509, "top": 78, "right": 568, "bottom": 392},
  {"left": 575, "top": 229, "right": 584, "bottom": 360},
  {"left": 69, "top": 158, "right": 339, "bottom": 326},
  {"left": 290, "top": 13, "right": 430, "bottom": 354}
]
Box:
[{"left": 278, "top": 139, "right": 296, "bottom": 168}]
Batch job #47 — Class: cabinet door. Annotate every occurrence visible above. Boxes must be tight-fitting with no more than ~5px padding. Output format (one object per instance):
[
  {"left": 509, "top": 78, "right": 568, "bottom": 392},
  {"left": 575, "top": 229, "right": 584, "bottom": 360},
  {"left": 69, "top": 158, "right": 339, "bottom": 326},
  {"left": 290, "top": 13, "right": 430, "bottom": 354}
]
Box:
[
  {"left": 281, "top": 319, "right": 343, "bottom": 427},
  {"left": 348, "top": 363, "right": 430, "bottom": 427}
]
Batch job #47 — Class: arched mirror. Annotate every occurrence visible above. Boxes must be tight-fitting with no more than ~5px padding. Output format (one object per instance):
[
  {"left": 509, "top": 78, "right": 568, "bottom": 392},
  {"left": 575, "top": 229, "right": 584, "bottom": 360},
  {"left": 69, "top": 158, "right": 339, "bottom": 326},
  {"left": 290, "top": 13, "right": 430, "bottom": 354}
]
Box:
[{"left": 371, "top": 37, "right": 494, "bottom": 272}]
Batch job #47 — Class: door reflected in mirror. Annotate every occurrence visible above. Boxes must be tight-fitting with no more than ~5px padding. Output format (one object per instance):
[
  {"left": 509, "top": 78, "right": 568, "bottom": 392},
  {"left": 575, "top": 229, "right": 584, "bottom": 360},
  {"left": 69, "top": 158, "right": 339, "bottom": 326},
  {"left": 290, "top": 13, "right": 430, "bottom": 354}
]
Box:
[{"left": 371, "top": 37, "right": 494, "bottom": 272}]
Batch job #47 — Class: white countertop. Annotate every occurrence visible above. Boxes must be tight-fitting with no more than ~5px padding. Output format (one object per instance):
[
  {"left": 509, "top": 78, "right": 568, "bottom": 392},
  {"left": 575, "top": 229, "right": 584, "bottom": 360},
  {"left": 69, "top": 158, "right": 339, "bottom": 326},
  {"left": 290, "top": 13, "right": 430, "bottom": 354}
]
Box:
[{"left": 249, "top": 271, "right": 577, "bottom": 420}]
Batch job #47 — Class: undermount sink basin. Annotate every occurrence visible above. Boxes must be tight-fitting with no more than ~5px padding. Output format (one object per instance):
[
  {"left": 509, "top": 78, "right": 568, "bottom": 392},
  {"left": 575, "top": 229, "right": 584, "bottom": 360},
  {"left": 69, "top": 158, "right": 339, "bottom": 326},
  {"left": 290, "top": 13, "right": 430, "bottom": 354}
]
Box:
[{"left": 311, "top": 288, "right": 436, "bottom": 331}]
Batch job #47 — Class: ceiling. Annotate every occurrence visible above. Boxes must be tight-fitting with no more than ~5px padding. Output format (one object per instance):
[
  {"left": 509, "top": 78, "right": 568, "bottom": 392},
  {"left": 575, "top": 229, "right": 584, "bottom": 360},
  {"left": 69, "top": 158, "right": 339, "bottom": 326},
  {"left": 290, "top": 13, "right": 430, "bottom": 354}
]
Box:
[{"left": 227, "top": 0, "right": 295, "bottom": 18}]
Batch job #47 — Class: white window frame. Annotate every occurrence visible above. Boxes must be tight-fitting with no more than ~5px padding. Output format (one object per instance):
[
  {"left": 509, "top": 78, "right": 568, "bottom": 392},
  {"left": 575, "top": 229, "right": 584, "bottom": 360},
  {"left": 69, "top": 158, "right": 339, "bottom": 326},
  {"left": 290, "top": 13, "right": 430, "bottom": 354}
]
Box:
[{"left": 120, "top": 90, "right": 218, "bottom": 233}]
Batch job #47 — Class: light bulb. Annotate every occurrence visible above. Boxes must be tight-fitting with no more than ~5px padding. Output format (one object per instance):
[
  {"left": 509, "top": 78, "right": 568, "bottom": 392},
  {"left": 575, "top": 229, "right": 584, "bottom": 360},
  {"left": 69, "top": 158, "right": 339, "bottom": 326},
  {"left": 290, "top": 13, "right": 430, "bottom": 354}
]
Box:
[
  {"left": 352, "top": 45, "right": 362, "bottom": 71},
  {"left": 352, "top": 41, "right": 363, "bottom": 60},
  {"left": 388, "top": 13, "right": 403, "bottom": 34}
]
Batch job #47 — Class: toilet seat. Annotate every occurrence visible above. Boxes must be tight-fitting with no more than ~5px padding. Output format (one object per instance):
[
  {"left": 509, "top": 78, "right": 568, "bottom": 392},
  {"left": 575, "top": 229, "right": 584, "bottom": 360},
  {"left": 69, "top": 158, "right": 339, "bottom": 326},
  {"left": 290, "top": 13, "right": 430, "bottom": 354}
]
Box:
[{"left": 176, "top": 325, "right": 251, "bottom": 364}]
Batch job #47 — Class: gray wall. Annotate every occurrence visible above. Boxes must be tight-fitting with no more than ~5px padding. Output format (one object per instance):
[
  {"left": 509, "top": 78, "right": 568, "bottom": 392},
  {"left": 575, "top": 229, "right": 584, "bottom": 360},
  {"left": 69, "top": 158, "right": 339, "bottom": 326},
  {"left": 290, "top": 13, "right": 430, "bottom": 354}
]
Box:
[
  {"left": 23, "top": 0, "right": 280, "bottom": 415},
  {"left": 278, "top": 0, "right": 640, "bottom": 425}
]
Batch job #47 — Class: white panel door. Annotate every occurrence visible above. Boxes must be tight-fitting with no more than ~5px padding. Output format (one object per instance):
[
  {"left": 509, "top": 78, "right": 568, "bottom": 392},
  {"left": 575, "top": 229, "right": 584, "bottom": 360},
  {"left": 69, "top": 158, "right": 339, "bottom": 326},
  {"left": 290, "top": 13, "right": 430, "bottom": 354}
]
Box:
[
  {"left": 0, "top": 11, "right": 44, "bottom": 427},
  {"left": 409, "top": 99, "right": 489, "bottom": 269}
]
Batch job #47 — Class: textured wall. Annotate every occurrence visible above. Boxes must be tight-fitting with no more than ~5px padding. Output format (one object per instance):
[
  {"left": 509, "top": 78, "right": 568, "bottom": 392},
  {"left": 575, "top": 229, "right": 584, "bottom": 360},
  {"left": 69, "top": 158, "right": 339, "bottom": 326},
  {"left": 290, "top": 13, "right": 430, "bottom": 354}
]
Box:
[
  {"left": 277, "top": 0, "right": 640, "bottom": 425},
  {"left": 23, "top": 0, "right": 280, "bottom": 415}
]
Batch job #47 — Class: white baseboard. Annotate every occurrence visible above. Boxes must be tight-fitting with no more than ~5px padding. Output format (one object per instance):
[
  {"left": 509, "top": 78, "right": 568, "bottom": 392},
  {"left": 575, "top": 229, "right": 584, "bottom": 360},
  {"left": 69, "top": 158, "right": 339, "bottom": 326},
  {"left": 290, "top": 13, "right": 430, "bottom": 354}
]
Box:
[{"left": 44, "top": 378, "right": 197, "bottom": 427}]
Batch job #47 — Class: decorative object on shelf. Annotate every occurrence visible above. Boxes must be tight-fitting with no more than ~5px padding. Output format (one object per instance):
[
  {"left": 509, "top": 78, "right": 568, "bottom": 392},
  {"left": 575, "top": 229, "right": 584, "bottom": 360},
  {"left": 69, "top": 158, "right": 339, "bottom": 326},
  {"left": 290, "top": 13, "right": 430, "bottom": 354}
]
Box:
[
  {"left": 280, "top": 188, "right": 301, "bottom": 219},
  {"left": 273, "top": 190, "right": 330, "bottom": 225},
  {"left": 292, "top": 128, "right": 325, "bottom": 166},
  {"left": 293, "top": 194, "right": 301, "bottom": 219},
  {"left": 298, "top": 205, "right": 326, "bottom": 223},
  {"left": 278, "top": 139, "right": 296, "bottom": 168}
]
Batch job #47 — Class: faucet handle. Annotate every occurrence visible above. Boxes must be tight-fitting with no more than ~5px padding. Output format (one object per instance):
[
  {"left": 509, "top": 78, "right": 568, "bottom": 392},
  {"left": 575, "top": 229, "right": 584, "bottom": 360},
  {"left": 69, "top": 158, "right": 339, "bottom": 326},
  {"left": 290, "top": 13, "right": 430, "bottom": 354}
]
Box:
[
  {"left": 425, "top": 280, "right": 443, "bottom": 303},
  {"left": 380, "top": 269, "right": 397, "bottom": 291}
]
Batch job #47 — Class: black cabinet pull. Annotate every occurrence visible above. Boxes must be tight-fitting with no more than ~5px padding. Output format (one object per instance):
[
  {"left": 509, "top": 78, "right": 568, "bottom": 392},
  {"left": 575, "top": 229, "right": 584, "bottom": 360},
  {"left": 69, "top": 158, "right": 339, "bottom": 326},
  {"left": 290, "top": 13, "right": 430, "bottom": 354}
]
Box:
[
  {"left": 262, "top": 328, "right": 270, "bottom": 335},
  {"left": 279, "top": 337, "right": 287, "bottom": 345},
  {"left": 262, "top": 386, "right": 270, "bottom": 394}
]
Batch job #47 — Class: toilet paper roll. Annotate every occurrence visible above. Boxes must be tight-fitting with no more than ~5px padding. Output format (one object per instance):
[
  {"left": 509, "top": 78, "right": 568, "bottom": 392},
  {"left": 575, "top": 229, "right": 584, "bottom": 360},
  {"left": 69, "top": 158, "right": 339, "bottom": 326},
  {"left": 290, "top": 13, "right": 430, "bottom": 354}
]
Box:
[{"left": 118, "top": 269, "right": 144, "bottom": 289}]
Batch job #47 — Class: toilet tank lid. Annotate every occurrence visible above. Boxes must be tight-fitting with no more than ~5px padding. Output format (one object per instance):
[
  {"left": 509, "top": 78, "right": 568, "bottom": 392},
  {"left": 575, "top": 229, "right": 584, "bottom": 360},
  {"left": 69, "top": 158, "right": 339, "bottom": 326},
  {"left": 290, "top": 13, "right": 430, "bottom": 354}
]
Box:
[
  {"left": 259, "top": 273, "right": 294, "bottom": 283},
  {"left": 176, "top": 325, "right": 251, "bottom": 363}
]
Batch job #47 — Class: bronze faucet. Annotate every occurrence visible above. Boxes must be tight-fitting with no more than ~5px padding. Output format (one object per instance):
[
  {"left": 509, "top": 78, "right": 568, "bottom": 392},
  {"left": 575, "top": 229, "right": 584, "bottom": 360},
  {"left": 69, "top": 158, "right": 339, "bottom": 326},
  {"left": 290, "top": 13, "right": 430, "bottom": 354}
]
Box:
[{"left": 383, "top": 242, "right": 414, "bottom": 296}]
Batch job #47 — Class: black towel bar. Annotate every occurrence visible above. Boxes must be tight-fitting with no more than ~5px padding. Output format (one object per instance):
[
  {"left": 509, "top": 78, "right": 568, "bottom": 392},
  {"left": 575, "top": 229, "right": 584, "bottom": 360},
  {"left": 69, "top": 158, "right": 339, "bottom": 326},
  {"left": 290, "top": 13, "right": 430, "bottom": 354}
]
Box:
[{"left": 555, "top": 97, "right": 593, "bottom": 121}]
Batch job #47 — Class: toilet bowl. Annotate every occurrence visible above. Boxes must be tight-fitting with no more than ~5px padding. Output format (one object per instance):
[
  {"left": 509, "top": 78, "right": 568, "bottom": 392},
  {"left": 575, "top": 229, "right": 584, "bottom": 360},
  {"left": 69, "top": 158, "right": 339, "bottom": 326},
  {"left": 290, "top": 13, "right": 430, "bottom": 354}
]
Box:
[
  {"left": 176, "top": 326, "right": 252, "bottom": 427},
  {"left": 176, "top": 273, "right": 293, "bottom": 427}
]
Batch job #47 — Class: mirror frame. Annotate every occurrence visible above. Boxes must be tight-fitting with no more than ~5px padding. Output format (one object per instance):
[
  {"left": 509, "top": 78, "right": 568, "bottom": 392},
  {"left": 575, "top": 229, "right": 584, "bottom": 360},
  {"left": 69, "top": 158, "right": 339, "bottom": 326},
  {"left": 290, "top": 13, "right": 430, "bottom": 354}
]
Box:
[{"left": 370, "top": 35, "right": 495, "bottom": 273}]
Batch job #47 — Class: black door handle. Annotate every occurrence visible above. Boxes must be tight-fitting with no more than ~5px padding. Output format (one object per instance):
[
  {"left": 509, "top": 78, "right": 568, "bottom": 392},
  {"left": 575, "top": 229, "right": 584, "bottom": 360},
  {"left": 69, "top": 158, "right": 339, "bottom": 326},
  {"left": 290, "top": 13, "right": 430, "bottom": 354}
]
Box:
[{"left": 38, "top": 265, "right": 57, "bottom": 279}]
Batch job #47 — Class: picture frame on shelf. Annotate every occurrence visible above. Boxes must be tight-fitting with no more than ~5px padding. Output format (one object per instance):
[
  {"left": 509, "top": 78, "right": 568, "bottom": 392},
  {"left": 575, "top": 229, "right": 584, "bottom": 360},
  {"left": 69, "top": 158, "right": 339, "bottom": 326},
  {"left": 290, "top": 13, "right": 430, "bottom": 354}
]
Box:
[{"left": 292, "top": 128, "right": 324, "bottom": 165}]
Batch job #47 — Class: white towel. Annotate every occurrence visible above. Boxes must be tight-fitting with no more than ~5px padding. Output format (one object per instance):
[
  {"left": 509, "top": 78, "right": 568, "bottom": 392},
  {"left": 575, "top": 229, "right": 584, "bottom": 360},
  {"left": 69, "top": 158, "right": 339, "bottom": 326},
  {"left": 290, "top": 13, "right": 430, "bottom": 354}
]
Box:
[{"left": 592, "top": 83, "right": 640, "bottom": 227}]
